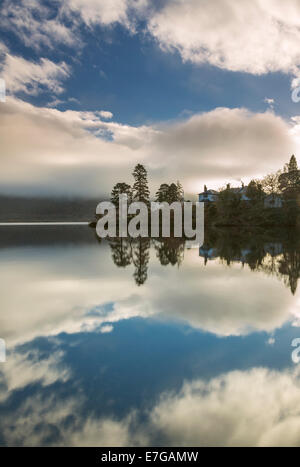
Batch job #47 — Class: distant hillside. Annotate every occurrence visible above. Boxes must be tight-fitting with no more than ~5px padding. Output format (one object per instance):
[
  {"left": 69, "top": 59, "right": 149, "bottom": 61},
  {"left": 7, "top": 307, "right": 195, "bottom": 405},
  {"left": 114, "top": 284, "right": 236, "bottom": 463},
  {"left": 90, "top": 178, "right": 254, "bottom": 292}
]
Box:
[{"left": 0, "top": 196, "right": 101, "bottom": 222}]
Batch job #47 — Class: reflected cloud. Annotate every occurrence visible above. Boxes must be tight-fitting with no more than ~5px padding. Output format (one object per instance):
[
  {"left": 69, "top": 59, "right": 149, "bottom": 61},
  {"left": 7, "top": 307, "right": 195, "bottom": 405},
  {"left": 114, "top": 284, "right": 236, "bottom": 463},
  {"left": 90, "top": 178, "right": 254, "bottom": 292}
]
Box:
[
  {"left": 3, "top": 362, "right": 300, "bottom": 446},
  {"left": 0, "top": 237, "right": 297, "bottom": 350},
  {"left": 150, "top": 367, "right": 300, "bottom": 447},
  {"left": 0, "top": 349, "right": 70, "bottom": 403}
]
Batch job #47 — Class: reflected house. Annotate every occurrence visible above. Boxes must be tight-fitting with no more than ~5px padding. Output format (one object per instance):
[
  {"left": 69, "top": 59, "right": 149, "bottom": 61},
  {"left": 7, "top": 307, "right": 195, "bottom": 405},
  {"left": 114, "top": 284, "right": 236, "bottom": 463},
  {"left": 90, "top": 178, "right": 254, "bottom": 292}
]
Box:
[
  {"left": 228, "top": 249, "right": 251, "bottom": 264},
  {"left": 199, "top": 244, "right": 253, "bottom": 266},
  {"left": 199, "top": 246, "right": 219, "bottom": 264},
  {"left": 264, "top": 242, "right": 283, "bottom": 257},
  {"left": 198, "top": 232, "right": 300, "bottom": 295},
  {"left": 232, "top": 249, "right": 252, "bottom": 264}
]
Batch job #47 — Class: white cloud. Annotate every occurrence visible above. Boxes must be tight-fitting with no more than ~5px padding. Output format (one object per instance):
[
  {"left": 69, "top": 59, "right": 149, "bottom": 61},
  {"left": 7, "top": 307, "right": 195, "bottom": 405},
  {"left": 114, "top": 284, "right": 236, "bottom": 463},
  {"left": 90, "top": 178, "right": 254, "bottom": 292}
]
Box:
[
  {"left": 0, "top": 350, "right": 70, "bottom": 403},
  {"left": 100, "top": 324, "right": 114, "bottom": 333},
  {"left": 0, "top": 41, "right": 8, "bottom": 55},
  {"left": 69, "top": 415, "right": 136, "bottom": 447},
  {"left": 0, "top": 381, "right": 139, "bottom": 446},
  {"left": 0, "top": 53, "right": 70, "bottom": 96},
  {"left": 0, "top": 0, "right": 79, "bottom": 50},
  {"left": 265, "top": 98, "right": 275, "bottom": 105},
  {"left": 62, "top": 0, "right": 148, "bottom": 30},
  {"left": 46, "top": 98, "right": 65, "bottom": 108},
  {"left": 0, "top": 0, "right": 149, "bottom": 52},
  {"left": 99, "top": 110, "right": 113, "bottom": 120},
  {"left": 3, "top": 0, "right": 300, "bottom": 85},
  {"left": 148, "top": 0, "right": 300, "bottom": 78},
  {"left": 148, "top": 108, "right": 294, "bottom": 193},
  {"left": 150, "top": 367, "right": 300, "bottom": 446},
  {"left": 147, "top": 255, "right": 294, "bottom": 336},
  {"left": 0, "top": 97, "right": 154, "bottom": 197}
]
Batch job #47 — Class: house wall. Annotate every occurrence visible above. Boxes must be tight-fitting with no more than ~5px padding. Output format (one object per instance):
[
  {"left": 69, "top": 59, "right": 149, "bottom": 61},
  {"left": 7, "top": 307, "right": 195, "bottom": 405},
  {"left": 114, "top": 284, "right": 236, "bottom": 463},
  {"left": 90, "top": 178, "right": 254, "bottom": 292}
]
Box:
[
  {"left": 198, "top": 194, "right": 218, "bottom": 202},
  {"left": 264, "top": 197, "right": 283, "bottom": 208}
]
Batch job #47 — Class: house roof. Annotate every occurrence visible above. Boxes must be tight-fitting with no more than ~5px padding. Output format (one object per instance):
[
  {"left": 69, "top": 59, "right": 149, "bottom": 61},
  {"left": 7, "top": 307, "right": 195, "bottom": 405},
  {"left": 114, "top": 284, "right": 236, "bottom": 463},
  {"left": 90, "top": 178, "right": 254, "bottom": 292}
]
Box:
[
  {"left": 198, "top": 189, "right": 219, "bottom": 195},
  {"left": 229, "top": 186, "right": 247, "bottom": 194}
]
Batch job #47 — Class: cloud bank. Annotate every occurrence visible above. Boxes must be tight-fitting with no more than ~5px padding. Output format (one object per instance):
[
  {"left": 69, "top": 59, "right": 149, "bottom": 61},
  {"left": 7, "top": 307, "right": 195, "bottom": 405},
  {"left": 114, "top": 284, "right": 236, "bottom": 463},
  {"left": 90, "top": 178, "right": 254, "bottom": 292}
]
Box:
[{"left": 0, "top": 97, "right": 295, "bottom": 197}]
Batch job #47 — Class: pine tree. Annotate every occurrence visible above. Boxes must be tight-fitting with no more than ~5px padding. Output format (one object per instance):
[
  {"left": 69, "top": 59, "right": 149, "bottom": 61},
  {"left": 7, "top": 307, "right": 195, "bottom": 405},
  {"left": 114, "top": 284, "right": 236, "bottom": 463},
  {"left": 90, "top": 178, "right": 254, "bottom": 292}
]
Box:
[
  {"left": 132, "top": 238, "right": 150, "bottom": 286},
  {"left": 246, "top": 180, "right": 264, "bottom": 204},
  {"left": 155, "top": 181, "right": 184, "bottom": 203},
  {"left": 109, "top": 238, "right": 132, "bottom": 268},
  {"left": 176, "top": 180, "right": 184, "bottom": 201},
  {"left": 111, "top": 182, "right": 132, "bottom": 206},
  {"left": 167, "top": 183, "right": 180, "bottom": 203},
  {"left": 279, "top": 155, "right": 300, "bottom": 198},
  {"left": 132, "top": 164, "right": 150, "bottom": 204},
  {"left": 155, "top": 183, "right": 169, "bottom": 203},
  {"left": 289, "top": 155, "right": 298, "bottom": 172},
  {"left": 288, "top": 155, "right": 300, "bottom": 190}
]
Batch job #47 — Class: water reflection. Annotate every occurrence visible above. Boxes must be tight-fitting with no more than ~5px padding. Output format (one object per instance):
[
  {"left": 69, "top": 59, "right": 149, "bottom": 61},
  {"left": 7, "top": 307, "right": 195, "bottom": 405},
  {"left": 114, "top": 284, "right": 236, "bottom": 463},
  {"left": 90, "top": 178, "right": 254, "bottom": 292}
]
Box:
[
  {"left": 109, "top": 238, "right": 184, "bottom": 286},
  {"left": 108, "top": 228, "right": 300, "bottom": 296},
  {"left": 1, "top": 226, "right": 300, "bottom": 446},
  {"left": 200, "top": 229, "right": 300, "bottom": 296}
]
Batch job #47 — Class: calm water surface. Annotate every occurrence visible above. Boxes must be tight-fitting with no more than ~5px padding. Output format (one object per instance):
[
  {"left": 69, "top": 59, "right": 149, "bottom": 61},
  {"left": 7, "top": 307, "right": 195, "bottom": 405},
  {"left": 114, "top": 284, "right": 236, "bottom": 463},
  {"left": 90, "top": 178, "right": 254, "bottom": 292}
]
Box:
[{"left": 1, "top": 226, "right": 300, "bottom": 446}]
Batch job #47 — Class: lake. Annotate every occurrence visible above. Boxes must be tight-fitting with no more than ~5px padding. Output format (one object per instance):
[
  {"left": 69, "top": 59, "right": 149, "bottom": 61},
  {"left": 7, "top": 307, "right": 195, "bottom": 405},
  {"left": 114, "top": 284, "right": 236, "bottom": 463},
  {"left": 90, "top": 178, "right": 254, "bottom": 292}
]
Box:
[{"left": 1, "top": 225, "right": 300, "bottom": 446}]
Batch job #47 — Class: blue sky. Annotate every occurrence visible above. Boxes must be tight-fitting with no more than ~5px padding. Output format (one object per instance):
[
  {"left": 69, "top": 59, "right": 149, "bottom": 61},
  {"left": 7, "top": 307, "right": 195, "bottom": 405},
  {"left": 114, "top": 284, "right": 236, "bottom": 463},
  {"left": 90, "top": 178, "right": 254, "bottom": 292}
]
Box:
[
  {"left": 1, "top": 0, "right": 300, "bottom": 197},
  {"left": 0, "top": 4, "right": 296, "bottom": 124}
]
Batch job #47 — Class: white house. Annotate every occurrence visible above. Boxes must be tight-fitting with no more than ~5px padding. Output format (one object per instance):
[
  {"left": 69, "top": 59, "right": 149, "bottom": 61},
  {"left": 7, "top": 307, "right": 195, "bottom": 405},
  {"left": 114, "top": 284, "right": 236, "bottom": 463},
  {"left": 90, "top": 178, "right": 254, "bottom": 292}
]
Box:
[
  {"left": 229, "top": 185, "right": 250, "bottom": 201},
  {"left": 199, "top": 184, "right": 283, "bottom": 207},
  {"left": 198, "top": 184, "right": 250, "bottom": 203},
  {"left": 264, "top": 194, "right": 283, "bottom": 208},
  {"left": 198, "top": 186, "right": 219, "bottom": 203}
]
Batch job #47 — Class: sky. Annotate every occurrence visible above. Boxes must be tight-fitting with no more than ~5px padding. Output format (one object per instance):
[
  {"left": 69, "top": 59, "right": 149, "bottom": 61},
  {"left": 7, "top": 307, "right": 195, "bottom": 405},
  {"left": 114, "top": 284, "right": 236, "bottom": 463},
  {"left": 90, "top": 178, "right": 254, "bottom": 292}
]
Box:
[{"left": 2, "top": 0, "right": 300, "bottom": 198}]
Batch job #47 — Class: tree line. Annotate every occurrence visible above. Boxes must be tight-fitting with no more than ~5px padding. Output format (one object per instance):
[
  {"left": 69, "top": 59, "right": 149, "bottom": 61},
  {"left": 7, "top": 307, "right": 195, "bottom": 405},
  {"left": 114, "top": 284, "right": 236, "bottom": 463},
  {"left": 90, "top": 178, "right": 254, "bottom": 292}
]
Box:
[
  {"left": 109, "top": 226, "right": 300, "bottom": 292},
  {"left": 110, "top": 163, "right": 184, "bottom": 206},
  {"left": 244, "top": 154, "right": 300, "bottom": 201},
  {"left": 207, "top": 155, "right": 300, "bottom": 227},
  {"left": 109, "top": 156, "right": 300, "bottom": 227}
]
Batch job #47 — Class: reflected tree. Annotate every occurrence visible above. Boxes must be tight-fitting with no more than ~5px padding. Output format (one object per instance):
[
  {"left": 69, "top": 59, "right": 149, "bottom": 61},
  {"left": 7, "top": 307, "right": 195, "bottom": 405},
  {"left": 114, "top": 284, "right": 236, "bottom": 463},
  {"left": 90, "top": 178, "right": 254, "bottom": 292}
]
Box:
[
  {"left": 199, "top": 228, "right": 300, "bottom": 295},
  {"left": 108, "top": 223, "right": 300, "bottom": 294},
  {"left": 109, "top": 238, "right": 132, "bottom": 268},
  {"left": 279, "top": 245, "right": 300, "bottom": 295},
  {"left": 109, "top": 237, "right": 150, "bottom": 286},
  {"left": 154, "top": 239, "right": 185, "bottom": 267},
  {"left": 132, "top": 238, "right": 150, "bottom": 286}
]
